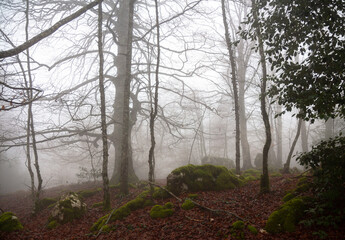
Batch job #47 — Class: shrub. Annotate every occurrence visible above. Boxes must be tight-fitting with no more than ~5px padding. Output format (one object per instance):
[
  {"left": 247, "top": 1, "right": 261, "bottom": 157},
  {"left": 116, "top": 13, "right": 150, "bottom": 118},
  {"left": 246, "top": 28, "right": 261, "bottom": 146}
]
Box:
[{"left": 297, "top": 135, "right": 345, "bottom": 228}]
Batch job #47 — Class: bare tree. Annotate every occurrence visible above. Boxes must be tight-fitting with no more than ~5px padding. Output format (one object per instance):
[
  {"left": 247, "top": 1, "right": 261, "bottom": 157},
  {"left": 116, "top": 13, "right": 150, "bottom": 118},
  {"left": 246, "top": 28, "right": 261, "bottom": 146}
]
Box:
[
  {"left": 222, "top": 0, "right": 241, "bottom": 175},
  {"left": 283, "top": 116, "right": 302, "bottom": 173}
]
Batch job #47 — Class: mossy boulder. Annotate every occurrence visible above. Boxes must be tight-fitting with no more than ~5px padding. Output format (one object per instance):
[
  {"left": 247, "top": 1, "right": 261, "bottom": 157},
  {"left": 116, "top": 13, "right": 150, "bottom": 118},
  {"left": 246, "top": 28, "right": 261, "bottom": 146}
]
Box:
[
  {"left": 48, "top": 192, "right": 86, "bottom": 225},
  {"left": 0, "top": 212, "right": 23, "bottom": 232},
  {"left": 181, "top": 199, "right": 195, "bottom": 210},
  {"left": 167, "top": 164, "right": 243, "bottom": 195},
  {"left": 265, "top": 197, "right": 308, "bottom": 233},
  {"left": 282, "top": 192, "right": 296, "bottom": 202},
  {"left": 150, "top": 202, "right": 174, "bottom": 219},
  {"left": 77, "top": 188, "right": 100, "bottom": 199}
]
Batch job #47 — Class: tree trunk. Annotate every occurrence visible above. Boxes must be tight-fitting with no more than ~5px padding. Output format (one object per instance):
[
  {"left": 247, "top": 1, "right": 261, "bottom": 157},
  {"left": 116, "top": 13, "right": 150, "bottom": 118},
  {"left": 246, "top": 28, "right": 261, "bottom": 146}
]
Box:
[
  {"left": 283, "top": 117, "right": 302, "bottom": 173},
  {"left": 120, "top": 0, "right": 135, "bottom": 195},
  {"left": 148, "top": 0, "right": 160, "bottom": 192},
  {"left": 110, "top": 0, "right": 138, "bottom": 185},
  {"left": 325, "top": 119, "right": 333, "bottom": 140},
  {"left": 275, "top": 104, "right": 283, "bottom": 167},
  {"left": 221, "top": 0, "right": 241, "bottom": 175},
  {"left": 98, "top": 1, "right": 110, "bottom": 210},
  {"left": 251, "top": 0, "right": 271, "bottom": 193},
  {"left": 300, "top": 120, "right": 308, "bottom": 152}
]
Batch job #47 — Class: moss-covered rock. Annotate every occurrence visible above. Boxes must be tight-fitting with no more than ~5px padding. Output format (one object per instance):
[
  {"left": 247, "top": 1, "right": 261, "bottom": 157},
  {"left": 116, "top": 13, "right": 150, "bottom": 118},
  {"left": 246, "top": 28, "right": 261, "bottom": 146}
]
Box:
[
  {"left": 181, "top": 199, "right": 195, "bottom": 210},
  {"left": 232, "top": 220, "right": 245, "bottom": 230},
  {"left": 48, "top": 192, "right": 86, "bottom": 225},
  {"left": 152, "top": 187, "right": 169, "bottom": 199},
  {"left": 0, "top": 212, "right": 23, "bottom": 232},
  {"left": 166, "top": 164, "right": 242, "bottom": 195},
  {"left": 201, "top": 156, "right": 235, "bottom": 169},
  {"left": 150, "top": 203, "right": 174, "bottom": 219},
  {"left": 77, "top": 188, "right": 100, "bottom": 199},
  {"left": 265, "top": 197, "right": 307, "bottom": 233}
]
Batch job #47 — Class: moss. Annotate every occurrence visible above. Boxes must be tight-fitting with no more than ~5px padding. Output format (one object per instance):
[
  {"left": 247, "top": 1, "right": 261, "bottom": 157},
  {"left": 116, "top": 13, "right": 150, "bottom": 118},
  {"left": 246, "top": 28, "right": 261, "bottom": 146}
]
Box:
[
  {"left": 164, "top": 202, "right": 174, "bottom": 209},
  {"left": 282, "top": 193, "right": 296, "bottom": 202},
  {"left": 126, "top": 198, "right": 145, "bottom": 211},
  {"left": 35, "top": 198, "right": 57, "bottom": 212},
  {"left": 92, "top": 202, "right": 104, "bottom": 208},
  {"left": 297, "top": 177, "right": 308, "bottom": 186},
  {"left": 150, "top": 204, "right": 174, "bottom": 219},
  {"left": 181, "top": 199, "right": 195, "bottom": 210},
  {"left": 110, "top": 206, "right": 131, "bottom": 221},
  {"left": 244, "top": 175, "right": 257, "bottom": 182},
  {"left": 91, "top": 214, "right": 108, "bottom": 232},
  {"left": 0, "top": 212, "right": 23, "bottom": 232},
  {"left": 101, "top": 224, "right": 113, "bottom": 233},
  {"left": 232, "top": 220, "right": 245, "bottom": 230},
  {"left": 187, "top": 193, "right": 198, "bottom": 199},
  {"left": 152, "top": 187, "right": 169, "bottom": 199},
  {"left": 265, "top": 197, "right": 307, "bottom": 233},
  {"left": 270, "top": 172, "right": 282, "bottom": 177},
  {"left": 295, "top": 183, "right": 311, "bottom": 193},
  {"left": 247, "top": 225, "right": 258, "bottom": 235},
  {"left": 77, "top": 189, "right": 100, "bottom": 199},
  {"left": 243, "top": 169, "right": 261, "bottom": 178},
  {"left": 47, "top": 220, "right": 58, "bottom": 230},
  {"left": 167, "top": 164, "right": 242, "bottom": 195}
]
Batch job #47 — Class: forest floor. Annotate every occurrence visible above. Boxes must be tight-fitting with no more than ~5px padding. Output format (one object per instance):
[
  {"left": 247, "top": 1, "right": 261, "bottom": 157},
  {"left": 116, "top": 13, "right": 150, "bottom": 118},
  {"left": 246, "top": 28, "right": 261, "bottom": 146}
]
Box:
[{"left": 0, "top": 174, "right": 344, "bottom": 240}]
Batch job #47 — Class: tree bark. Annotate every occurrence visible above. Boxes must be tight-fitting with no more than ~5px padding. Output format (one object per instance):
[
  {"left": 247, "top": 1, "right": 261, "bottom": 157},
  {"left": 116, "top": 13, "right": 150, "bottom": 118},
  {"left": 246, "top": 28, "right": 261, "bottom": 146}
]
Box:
[
  {"left": 300, "top": 120, "right": 308, "bottom": 152},
  {"left": 283, "top": 117, "right": 302, "bottom": 173},
  {"left": 251, "top": 0, "right": 271, "bottom": 193},
  {"left": 120, "top": 0, "right": 135, "bottom": 195},
  {"left": 98, "top": 1, "right": 110, "bottom": 210},
  {"left": 275, "top": 104, "right": 283, "bottom": 167},
  {"left": 148, "top": 0, "right": 160, "bottom": 192},
  {"left": 221, "top": 0, "right": 241, "bottom": 175}
]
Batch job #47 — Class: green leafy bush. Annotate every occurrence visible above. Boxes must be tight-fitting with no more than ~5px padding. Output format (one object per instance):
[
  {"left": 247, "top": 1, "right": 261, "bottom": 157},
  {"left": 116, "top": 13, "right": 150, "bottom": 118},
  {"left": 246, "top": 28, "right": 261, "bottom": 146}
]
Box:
[{"left": 297, "top": 135, "right": 345, "bottom": 228}]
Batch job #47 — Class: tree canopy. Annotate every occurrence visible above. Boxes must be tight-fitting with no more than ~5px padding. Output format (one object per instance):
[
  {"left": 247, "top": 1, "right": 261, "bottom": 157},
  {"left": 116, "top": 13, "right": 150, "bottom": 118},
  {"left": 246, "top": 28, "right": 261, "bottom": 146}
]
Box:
[{"left": 253, "top": 0, "right": 345, "bottom": 121}]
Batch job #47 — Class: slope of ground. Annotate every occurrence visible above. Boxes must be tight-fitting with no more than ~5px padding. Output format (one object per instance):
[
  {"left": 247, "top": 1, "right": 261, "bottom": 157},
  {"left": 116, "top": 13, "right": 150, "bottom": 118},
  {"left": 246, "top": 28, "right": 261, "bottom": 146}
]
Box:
[{"left": 0, "top": 174, "right": 343, "bottom": 239}]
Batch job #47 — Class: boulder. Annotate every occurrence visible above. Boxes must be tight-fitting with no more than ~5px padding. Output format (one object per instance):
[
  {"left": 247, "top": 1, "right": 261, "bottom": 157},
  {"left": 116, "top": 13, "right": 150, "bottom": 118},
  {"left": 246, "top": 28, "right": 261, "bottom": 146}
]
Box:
[
  {"left": 48, "top": 192, "right": 86, "bottom": 226},
  {"left": 166, "top": 164, "right": 243, "bottom": 195},
  {"left": 0, "top": 212, "right": 23, "bottom": 232}
]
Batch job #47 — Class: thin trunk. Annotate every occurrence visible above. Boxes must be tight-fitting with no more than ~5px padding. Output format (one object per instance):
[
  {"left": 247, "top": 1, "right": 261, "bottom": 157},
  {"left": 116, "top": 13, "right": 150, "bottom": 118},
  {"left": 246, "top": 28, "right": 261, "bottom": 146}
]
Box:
[
  {"left": 251, "top": 0, "right": 271, "bottom": 193},
  {"left": 188, "top": 108, "right": 206, "bottom": 164},
  {"left": 283, "top": 117, "right": 302, "bottom": 173},
  {"left": 221, "top": 0, "right": 241, "bottom": 175},
  {"left": 300, "top": 120, "right": 308, "bottom": 152},
  {"left": 120, "top": 0, "right": 135, "bottom": 195},
  {"left": 275, "top": 104, "right": 283, "bottom": 167},
  {"left": 325, "top": 119, "right": 333, "bottom": 140},
  {"left": 26, "top": 0, "right": 42, "bottom": 210},
  {"left": 148, "top": 0, "right": 160, "bottom": 192},
  {"left": 98, "top": 1, "right": 110, "bottom": 210}
]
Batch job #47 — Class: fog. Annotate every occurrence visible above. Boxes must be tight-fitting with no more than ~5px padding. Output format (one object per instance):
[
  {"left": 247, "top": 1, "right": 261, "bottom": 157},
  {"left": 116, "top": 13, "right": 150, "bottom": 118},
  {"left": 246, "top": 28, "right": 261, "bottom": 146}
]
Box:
[{"left": 0, "top": 0, "right": 344, "bottom": 196}]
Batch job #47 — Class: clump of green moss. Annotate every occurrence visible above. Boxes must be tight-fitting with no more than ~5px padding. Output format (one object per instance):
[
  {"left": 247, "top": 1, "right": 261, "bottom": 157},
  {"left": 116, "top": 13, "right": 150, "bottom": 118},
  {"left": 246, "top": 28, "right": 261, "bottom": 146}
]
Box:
[
  {"left": 0, "top": 212, "right": 23, "bottom": 232},
  {"left": 242, "top": 169, "right": 261, "bottom": 179},
  {"left": 187, "top": 193, "right": 198, "bottom": 199},
  {"left": 265, "top": 197, "right": 307, "bottom": 233},
  {"left": 167, "top": 164, "right": 243, "bottom": 195},
  {"left": 270, "top": 172, "right": 282, "bottom": 177},
  {"left": 282, "top": 192, "right": 296, "bottom": 203},
  {"left": 232, "top": 220, "right": 245, "bottom": 230},
  {"left": 247, "top": 225, "right": 258, "bottom": 235},
  {"left": 150, "top": 203, "right": 174, "bottom": 219},
  {"left": 92, "top": 201, "right": 104, "bottom": 208},
  {"left": 152, "top": 187, "right": 169, "bottom": 199},
  {"left": 77, "top": 188, "right": 100, "bottom": 199},
  {"left": 230, "top": 221, "right": 245, "bottom": 239},
  {"left": 47, "top": 220, "right": 58, "bottom": 230},
  {"left": 181, "top": 199, "right": 195, "bottom": 210}
]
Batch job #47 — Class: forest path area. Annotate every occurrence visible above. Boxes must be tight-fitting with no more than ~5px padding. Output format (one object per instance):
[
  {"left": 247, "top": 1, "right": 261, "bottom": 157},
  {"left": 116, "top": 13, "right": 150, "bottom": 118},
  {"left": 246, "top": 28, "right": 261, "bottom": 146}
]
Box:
[{"left": 0, "top": 174, "right": 343, "bottom": 239}]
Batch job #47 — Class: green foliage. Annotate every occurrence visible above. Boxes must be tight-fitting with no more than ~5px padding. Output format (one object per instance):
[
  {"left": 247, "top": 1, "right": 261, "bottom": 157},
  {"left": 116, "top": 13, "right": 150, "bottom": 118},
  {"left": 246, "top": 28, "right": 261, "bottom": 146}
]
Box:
[
  {"left": 181, "top": 199, "right": 195, "bottom": 210},
  {"left": 297, "top": 136, "right": 345, "bottom": 228},
  {"left": 0, "top": 212, "right": 23, "bottom": 232},
  {"left": 150, "top": 204, "right": 174, "bottom": 219},
  {"left": 167, "top": 164, "right": 242, "bottom": 195},
  {"left": 265, "top": 198, "right": 307, "bottom": 233},
  {"left": 246, "top": 0, "right": 345, "bottom": 120}
]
